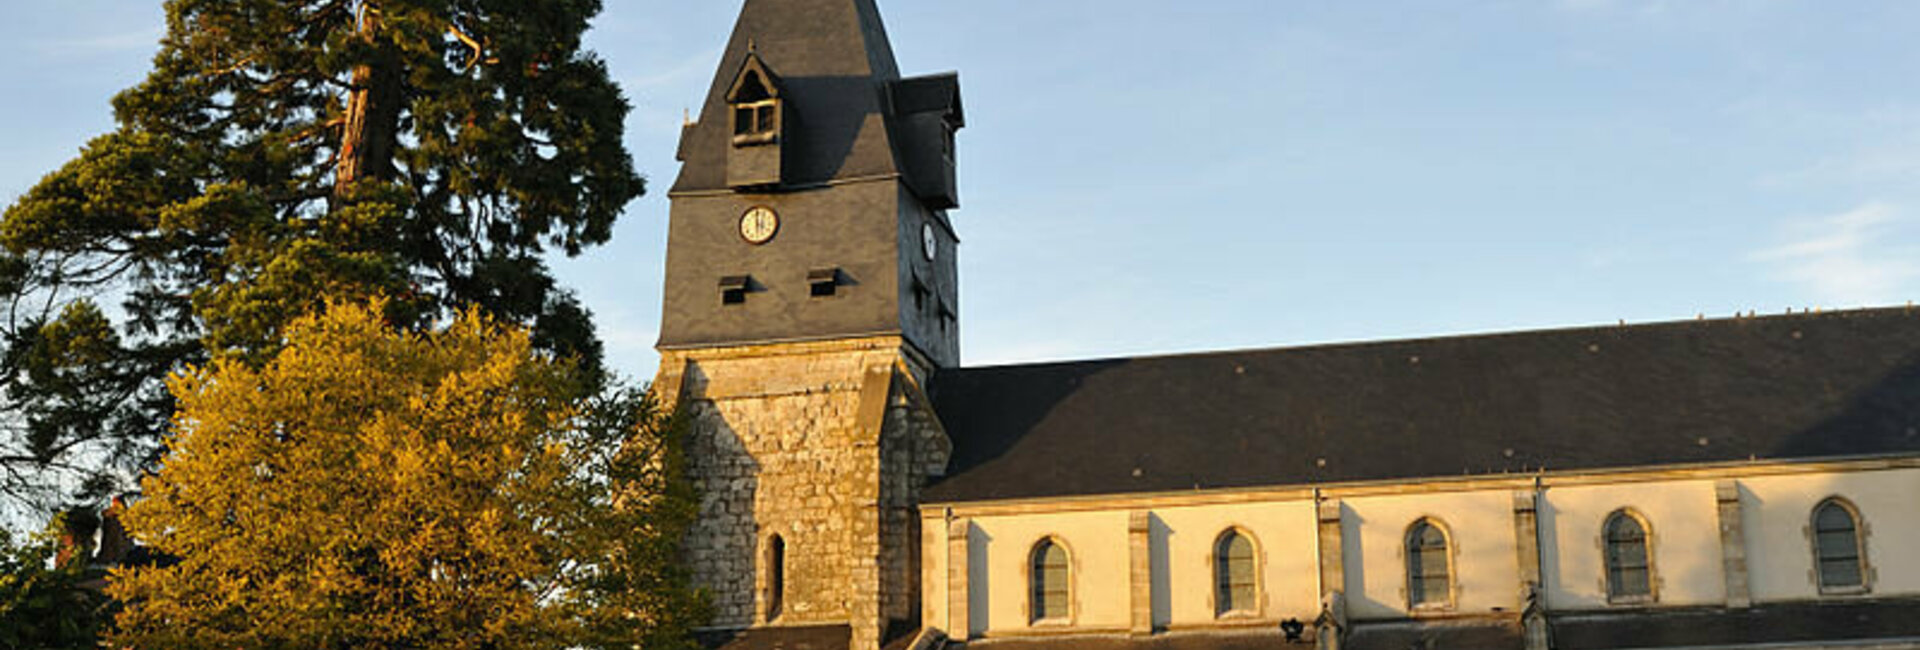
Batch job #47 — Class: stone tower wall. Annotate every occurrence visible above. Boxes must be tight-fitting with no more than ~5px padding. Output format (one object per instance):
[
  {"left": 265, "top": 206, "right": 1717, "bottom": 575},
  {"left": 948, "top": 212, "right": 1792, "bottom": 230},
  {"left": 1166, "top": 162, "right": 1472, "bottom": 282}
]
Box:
[{"left": 659, "top": 336, "right": 949, "bottom": 647}]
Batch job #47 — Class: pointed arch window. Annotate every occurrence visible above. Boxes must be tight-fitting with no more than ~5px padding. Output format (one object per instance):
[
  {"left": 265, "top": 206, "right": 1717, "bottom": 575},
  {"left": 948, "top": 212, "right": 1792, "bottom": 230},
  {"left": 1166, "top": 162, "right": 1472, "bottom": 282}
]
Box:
[
  {"left": 1406, "top": 519, "right": 1452, "bottom": 610},
  {"left": 1604, "top": 510, "right": 1654, "bottom": 603},
  {"left": 1029, "top": 538, "right": 1070, "bottom": 624},
  {"left": 1813, "top": 499, "right": 1868, "bottom": 593},
  {"left": 1214, "top": 529, "right": 1258, "bottom": 616},
  {"left": 765, "top": 534, "right": 786, "bottom": 620}
]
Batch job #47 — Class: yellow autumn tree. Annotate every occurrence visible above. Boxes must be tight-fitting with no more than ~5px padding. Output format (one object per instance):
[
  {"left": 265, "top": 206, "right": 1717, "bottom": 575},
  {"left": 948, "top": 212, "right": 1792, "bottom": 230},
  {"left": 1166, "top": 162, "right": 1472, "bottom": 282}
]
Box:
[{"left": 107, "top": 301, "right": 707, "bottom": 649}]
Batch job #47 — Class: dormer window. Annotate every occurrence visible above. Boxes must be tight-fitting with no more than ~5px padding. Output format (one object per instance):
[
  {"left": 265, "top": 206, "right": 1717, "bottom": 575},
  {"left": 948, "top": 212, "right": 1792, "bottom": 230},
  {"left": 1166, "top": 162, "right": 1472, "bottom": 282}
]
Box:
[{"left": 728, "top": 56, "right": 782, "bottom": 146}]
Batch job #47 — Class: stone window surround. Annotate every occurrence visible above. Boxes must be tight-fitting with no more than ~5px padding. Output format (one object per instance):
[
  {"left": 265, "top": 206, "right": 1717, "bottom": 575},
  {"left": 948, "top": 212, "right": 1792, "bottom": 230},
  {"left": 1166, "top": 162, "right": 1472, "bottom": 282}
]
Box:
[
  {"left": 1600, "top": 508, "right": 1660, "bottom": 606},
  {"left": 1401, "top": 516, "right": 1458, "bottom": 614},
  {"left": 1809, "top": 496, "right": 1874, "bottom": 596},
  {"left": 760, "top": 531, "right": 789, "bottom": 623},
  {"left": 1207, "top": 525, "right": 1264, "bottom": 620},
  {"left": 1025, "top": 535, "right": 1077, "bottom": 628}
]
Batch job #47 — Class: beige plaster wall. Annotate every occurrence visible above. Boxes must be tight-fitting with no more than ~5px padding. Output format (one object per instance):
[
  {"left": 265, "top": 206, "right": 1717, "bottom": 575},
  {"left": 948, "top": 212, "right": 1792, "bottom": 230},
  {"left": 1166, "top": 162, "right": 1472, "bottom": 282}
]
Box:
[
  {"left": 922, "top": 517, "right": 950, "bottom": 630},
  {"left": 1341, "top": 490, "right": 1521, "bottom": 619},
  {"left": 1150, "top": 501, "right": 1320, "bottom": 628},
  {"left": 1538, "top": 480, "right": 1726, "bottom": 609},
  {"left": 966, "top": 511, "right": 1134, "bottom": 636},
  {"left": 1740, "top": 468, "right": 1920, "bottom": 601},
  {"left": 918, "top": 461, "right": 1920, "bottom": 639}
]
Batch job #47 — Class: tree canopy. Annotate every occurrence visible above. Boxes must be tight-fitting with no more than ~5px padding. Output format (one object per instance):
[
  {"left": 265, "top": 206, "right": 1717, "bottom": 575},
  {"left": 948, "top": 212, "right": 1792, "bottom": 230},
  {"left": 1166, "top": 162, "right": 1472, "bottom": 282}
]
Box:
[
  {"left": 0, "top": 521, "right": 109, "bottom": 649},
  {"left": 0, "top": 0, "right": 642, "bottom": 512},
  {"left": 109, "top": 301, "right": 705, "bottom": 649}
]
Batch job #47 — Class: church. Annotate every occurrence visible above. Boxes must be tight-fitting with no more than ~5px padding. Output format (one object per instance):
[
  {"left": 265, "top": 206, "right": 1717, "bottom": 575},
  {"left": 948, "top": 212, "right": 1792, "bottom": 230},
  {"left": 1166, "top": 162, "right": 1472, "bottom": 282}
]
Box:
[{"left": 653, "top": 2, "right": 1920, "bottom": 649}]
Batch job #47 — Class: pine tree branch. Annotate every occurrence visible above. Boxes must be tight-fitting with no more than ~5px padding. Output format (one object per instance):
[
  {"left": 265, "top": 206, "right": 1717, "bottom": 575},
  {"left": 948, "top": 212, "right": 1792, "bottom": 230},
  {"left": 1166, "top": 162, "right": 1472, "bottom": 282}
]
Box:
[{"left": 448, "top": 25, "right": 487, "bottom": 74}]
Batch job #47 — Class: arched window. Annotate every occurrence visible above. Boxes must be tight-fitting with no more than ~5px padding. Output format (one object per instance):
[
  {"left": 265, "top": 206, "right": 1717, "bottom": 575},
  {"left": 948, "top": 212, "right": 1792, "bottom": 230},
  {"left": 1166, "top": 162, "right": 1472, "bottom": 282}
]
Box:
[
  {"left": 1406, "top": 519, "right": 1452, "bottom": 609},
  {"left": 1813, "top": 499, "right": 1868, "bottom": 593},
  {"left": 1604, "top": 510, "right": 1654, "bottom": 602},
  {"left": 765, "top": 534, "right": 786, "bottom": 620},
  {"left": 1215, "top": 529, "right": 1258, "bottom": 616},
  {"left": 1029, "top": 538, "right": 1070, "bottom": 623}
]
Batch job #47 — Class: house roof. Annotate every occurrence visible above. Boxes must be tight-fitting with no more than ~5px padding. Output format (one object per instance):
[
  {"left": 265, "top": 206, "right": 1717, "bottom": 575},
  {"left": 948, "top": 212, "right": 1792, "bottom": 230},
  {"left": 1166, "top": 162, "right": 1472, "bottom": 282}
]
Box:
[{"left": 925, "top": 307, "right": 1920, "bottom": 504}]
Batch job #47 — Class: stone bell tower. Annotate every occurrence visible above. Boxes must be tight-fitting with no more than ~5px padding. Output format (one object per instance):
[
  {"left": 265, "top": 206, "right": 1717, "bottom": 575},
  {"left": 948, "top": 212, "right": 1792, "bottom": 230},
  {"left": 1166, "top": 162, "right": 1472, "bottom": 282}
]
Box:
[{"left": 651, "top": 1, "right": 962, "bottom": 648}]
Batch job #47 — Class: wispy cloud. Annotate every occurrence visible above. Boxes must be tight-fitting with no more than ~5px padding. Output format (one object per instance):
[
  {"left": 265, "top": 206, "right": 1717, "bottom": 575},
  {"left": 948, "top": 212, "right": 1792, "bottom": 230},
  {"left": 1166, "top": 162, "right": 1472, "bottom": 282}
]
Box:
[
  {"left": 1552, "top": 0, "right": 1772, "bottom": 20},
  {"left": 28, "top": 27, "right": 163, "bottom": 57},
  {"left": 1758, "top": 144, "right": 1920, "bottom": 188},
  {"left": 1750, "top": 202, "right": 1920, "bottom": 306},
  {"left": 625, "top": 48, "right": 721, "bottom": 93},
  {"left": 623, "top": 48, "right": 723, "bottom": 136}
]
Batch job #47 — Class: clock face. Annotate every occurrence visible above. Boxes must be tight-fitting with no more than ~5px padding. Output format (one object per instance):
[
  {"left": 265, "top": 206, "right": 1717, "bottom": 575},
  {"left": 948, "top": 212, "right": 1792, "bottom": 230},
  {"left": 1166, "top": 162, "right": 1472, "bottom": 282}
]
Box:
[
  {"left": 921, "top": 223, "right": 938, "bottom": 261},
  {"left": 740, "top": 207, "right": 778, "bottom": 244}
]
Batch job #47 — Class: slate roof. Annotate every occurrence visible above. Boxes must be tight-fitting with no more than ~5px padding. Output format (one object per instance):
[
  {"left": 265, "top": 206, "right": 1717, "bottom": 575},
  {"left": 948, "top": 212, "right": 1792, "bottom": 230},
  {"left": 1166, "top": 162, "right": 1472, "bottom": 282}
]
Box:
[
  {"left": 952, "top": 621, "right": 1523, "bottom": 650},
  {"left": 954, "top": 628, "right": 1313, "bottom": 650},
  {"left": 950, "top": 599, "right": 1920, "bottom": 650},
  {"left": 1554, "top": 599, "right": 1920, "bottom": 649},
  {"left": 699, "top": 625, "right": 850, "bottom": 650},
  {"left": 925, "top": 308, "right": 1920, "bottom": 504},
  {"left": 672, "top": 0, "right": 903, "bottom": 193}
]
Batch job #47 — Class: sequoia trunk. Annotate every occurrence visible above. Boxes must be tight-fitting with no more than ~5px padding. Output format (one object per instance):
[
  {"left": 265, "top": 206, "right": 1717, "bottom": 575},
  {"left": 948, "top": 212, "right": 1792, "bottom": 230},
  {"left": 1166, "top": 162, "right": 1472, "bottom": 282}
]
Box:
[{"left": 335, "top": 4, "right": 403, "bottom": 199}]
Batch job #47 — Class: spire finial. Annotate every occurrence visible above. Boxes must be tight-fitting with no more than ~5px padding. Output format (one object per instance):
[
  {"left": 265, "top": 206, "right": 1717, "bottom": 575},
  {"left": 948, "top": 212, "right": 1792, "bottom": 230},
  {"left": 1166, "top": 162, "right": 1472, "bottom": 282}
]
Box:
[{"left": 748, "top": 38, "right": 757, "bottom": 54}]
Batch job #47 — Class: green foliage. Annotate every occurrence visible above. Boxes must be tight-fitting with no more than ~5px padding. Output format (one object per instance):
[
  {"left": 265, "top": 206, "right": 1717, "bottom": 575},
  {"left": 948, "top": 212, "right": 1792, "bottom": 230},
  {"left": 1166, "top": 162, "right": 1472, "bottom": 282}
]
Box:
[
  {"left": 0, "top": 0, "right": 641, "bottom": 512},
  {"left": 109, "top": 301, "right": 706, "bottom": 649},
  {"left": 0, "top": 523, "right": 109, "bottom": 649}
]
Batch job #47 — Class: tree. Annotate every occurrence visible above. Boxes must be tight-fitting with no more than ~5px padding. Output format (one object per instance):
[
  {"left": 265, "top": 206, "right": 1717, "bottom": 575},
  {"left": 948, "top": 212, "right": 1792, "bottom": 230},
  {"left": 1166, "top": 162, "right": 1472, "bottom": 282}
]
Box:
[
  {"left": 107, "top": 301, "right": 706, "bottom": 648},
  {"left": 0, "top": 0, "right": 642, "bottom": 513},
  {"left": 0, "top": 519, "right": 110, "bottom": 649}
]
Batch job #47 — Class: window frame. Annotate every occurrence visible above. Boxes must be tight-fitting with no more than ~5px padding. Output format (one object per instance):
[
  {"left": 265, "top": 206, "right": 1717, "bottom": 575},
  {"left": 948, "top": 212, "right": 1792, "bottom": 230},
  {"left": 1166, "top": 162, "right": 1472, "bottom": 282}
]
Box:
[
  {"left": 1025, "top": 536, "right": 1075, "bottom": 627},
  {"left": 1601, "top": 508, "right": 1658, "bottom": 605},
  {"left": 1210, "top": 527, "right": 1262, "bottom": 619},
  {"left": 730, "top": 99, "right": 781, "bottom": 145},
  {"left": 1403, "top": 517, "right": 1457, "bottom": 613},
  {"left": 1811, "top": 497, "right": 1872, "bottom": 596}
]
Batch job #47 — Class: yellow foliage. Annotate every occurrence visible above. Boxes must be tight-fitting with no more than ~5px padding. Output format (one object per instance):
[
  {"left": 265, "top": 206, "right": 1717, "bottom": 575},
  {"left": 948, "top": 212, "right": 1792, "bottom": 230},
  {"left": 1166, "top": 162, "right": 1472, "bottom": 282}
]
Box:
[{"left": 107, "top": 300, "right": 706, "bottom": 649}]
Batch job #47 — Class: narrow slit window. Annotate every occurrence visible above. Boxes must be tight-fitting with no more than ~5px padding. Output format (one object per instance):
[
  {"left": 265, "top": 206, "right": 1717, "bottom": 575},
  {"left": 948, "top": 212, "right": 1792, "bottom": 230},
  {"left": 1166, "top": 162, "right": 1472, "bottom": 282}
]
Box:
[
  {"left": 1030, "top": 539, "right": 1069, "bottom": 623},
  {"left": 1814, "top": 499, "right": 1867, "bottom": 592},
  {"left": 1407, "top": 519, "right": 1451, "bottom": 609},
  {"left": 1605, "top": 511, "right": 1653, "bottom": 602},
  {"left": 943, "top": 121, "right": 957, "bottom": 162},
  {"left": 1215, "top": 530, "right": 1257, "bottom": 616},
  {"left": 766, "top": 535, "right": 786, "bottom": 620}
]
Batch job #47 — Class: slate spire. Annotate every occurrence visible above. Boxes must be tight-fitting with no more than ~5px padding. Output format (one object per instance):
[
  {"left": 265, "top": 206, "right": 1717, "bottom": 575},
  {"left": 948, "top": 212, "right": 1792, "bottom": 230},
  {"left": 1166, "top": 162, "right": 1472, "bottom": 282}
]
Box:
[
  {"left": 658, "top": 0, "right": 963, "bottom": 364},
  {"left": 672, "top": 0, "right": 905, "bottom": 193}
]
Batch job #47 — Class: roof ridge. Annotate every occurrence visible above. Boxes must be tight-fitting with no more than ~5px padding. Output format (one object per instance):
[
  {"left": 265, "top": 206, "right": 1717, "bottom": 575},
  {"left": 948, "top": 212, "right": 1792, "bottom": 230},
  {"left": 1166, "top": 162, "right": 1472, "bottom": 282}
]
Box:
[{"left": 952, "top": 305, "right": 1920, "bottom": 372}]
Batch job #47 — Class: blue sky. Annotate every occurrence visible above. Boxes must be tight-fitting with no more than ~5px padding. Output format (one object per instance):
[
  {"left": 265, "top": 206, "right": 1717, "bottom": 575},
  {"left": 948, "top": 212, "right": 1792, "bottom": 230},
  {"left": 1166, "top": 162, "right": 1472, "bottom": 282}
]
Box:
[{"left": 5, "top": 1, "right": 1920, "bottom": 382}]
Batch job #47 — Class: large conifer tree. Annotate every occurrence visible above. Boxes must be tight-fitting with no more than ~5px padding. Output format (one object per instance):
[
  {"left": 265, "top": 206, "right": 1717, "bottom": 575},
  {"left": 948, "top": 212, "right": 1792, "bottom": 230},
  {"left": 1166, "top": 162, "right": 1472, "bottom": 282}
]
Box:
[{"left": 0, "top": 0, "right": 642, "bottom": 510}]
